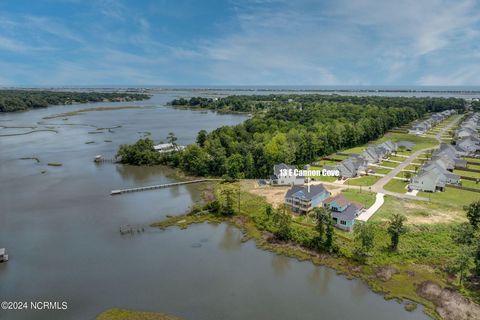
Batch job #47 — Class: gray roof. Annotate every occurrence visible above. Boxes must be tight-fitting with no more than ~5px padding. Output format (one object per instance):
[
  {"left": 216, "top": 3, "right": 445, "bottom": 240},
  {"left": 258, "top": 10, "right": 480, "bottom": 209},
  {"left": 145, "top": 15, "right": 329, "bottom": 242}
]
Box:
[
  {"left": 332, "top": 203, "right": 362, "bottom": 221},
  {"left": 285, "top": 184, "right": 328, "bottom": 201}
]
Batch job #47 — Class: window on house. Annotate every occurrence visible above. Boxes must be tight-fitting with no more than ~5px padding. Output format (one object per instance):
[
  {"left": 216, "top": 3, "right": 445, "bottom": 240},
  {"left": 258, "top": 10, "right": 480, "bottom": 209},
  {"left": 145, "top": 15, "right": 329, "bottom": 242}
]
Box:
[{"left": 340, "top": 220, "right": 347, "bottom": 225}]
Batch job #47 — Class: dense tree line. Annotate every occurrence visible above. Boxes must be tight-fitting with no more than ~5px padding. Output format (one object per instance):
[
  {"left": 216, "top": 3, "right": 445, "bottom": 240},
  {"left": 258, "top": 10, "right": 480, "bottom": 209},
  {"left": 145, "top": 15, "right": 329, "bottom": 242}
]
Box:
[
  {"left": 472, "top": 100, "right": 480, "bottom": 111},
  {"left": 0, "top": 90, "right": 149, "bottom": 112},
  {"left": 120, "top": 94, "right": 465, "bottom": 178},
  {"left": 170, "top": 94, "right": 465, "bottom": 114}
]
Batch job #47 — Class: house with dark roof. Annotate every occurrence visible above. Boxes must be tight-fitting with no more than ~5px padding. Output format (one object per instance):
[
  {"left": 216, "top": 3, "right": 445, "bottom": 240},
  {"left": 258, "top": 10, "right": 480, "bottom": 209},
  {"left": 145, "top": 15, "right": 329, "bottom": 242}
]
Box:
[
  {"left": 397, "top": 141, "right": 415, "bottom": 151},
  {"left": 336, "top": 156, "right": 368, "bottom": 178},
  {"left": 284, "top": 184, "right": 331, "bottom": 214},
  {"left": 323, "top": 194, "right": 364, "bottom": 231},
  {"left": 271, "top": 163, "right": 304, "bottom": 186}
]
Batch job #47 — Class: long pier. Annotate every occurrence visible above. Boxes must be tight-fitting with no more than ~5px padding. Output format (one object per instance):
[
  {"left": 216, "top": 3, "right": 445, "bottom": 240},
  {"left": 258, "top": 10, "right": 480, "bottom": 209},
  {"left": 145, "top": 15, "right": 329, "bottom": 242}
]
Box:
[{"left": 110, "top": 179, "right": 220, "bottom": 195}]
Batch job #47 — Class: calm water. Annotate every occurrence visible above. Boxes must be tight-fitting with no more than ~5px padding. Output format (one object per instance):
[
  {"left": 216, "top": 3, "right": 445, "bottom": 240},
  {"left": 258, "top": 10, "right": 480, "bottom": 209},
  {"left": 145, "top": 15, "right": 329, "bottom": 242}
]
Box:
[{"left": 0, "top": 92, "right": 429, "bottom": 319}]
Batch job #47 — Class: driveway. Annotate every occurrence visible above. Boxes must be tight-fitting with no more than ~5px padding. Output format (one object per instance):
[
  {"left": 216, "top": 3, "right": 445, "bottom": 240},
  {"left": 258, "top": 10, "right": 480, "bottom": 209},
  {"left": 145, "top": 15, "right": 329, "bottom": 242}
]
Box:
[{"left": 356, "top": 192, "right": 384, "bottom": 221}]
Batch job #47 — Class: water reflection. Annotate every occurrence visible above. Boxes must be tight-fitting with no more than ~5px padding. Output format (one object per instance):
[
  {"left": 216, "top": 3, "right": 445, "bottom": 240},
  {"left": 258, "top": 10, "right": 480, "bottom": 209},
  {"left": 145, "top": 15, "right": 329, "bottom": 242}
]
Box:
[
  {"left": 115, "top": 164, "right": 171, "bottom": 183},
  {"left": 219, "top": 225, "right": 242, "bottom": 251},
  {"left": 271, "top": 254, "right": 291, "bottom": 277}
]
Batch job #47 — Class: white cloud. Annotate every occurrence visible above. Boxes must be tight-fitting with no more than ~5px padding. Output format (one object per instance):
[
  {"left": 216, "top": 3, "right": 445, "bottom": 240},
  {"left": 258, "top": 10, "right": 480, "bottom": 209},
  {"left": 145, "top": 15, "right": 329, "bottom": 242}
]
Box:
[{"left": 418, "top": 66, "right": 480, "bottom": 86}]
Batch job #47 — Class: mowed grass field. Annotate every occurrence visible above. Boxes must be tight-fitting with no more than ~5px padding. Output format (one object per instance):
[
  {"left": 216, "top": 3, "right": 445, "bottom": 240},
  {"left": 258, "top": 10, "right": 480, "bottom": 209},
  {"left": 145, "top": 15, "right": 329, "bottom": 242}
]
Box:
[
  {"left": 418, "top": 187, "right": 480, "bottom": 207},
  {"left": 346, "top": 175, "right": 380, "bottom": 186},
  {"left": 341, "top": 132, "right": 438, "bottom": 155},
  {"left": 384, "top": 179, "right": 408, "bottom": 193}
]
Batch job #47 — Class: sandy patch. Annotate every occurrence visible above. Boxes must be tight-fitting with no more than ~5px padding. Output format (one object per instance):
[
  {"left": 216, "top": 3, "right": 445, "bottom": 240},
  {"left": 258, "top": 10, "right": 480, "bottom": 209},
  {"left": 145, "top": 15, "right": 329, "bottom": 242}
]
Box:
[
  {"left": 417, "top": 281, "right": 480, "bottom": 320},
  {"left": 402, "top": 202, "right": 465, "bottom": 225}
]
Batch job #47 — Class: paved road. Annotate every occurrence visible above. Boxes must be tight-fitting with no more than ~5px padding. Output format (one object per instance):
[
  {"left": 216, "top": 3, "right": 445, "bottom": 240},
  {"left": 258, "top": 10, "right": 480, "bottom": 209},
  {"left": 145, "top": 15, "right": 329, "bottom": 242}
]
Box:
[{"left": 370, "top": 114, "right": 463, "bottom": 200}]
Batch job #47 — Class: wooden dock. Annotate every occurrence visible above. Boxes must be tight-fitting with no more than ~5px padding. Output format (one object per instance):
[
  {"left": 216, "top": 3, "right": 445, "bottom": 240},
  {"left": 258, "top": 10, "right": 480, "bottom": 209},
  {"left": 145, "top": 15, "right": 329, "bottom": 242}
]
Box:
[{"left": 110, "top": 179, "right": 220, "bottom": 195}]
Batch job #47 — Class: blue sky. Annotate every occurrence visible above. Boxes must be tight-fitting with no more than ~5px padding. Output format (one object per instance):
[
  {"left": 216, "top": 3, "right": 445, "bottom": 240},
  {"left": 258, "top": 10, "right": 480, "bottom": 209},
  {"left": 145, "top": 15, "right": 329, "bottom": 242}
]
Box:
[{"left": 0, "top": 0, "right": 479, "bottom": 86}]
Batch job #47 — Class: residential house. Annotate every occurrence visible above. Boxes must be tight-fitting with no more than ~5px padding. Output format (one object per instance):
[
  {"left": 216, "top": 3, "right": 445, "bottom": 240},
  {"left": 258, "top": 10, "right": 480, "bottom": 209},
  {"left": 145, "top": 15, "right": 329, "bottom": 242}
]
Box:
[
  {"left": 409, "top": 169, "right": 444, "bottom": 192},
  {"left": 154, "top": 143, "right": 185, "bottom": 153},
  {"left": 409, "top": 159, "right": 460, "bottom": 192},
  {"left": 323, "top": 194, "right": 364, "bottom": 231},
  {"left": 456, "top": 137, "right": 480, "bottom": 155},
  {"left": 284, "top": 184, "right": 331, "bottom": 214},
  {"left": 271, "top": 163, "right": 304, "bottom": 186},
  {"left": 336, "top": 156, "right": 368, "bottom": 178},
  {"left": 397, "top": 141, "right": 415, "bottom": 151},
  {"left": 361, "top": 146, "right": 382, "bottom": 163}
]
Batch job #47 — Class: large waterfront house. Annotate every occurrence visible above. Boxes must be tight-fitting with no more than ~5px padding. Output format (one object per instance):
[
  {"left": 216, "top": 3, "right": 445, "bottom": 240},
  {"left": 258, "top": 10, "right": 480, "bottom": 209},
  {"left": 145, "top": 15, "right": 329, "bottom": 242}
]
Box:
[
  {"left": 323, "top": 194, "right": 364, "bottom": 231},
  {"left": 271, "top": 163, "right": 305, "bottom": 186},
  {"left": 284, "top": 184, "right": 331, "bottom": 214}
]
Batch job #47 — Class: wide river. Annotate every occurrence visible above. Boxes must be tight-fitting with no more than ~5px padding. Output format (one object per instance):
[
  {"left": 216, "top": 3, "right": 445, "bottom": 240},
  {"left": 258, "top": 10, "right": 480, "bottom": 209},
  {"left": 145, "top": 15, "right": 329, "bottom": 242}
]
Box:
[{"left": 0, "top": 92, "right": 429, "bottom": 319}]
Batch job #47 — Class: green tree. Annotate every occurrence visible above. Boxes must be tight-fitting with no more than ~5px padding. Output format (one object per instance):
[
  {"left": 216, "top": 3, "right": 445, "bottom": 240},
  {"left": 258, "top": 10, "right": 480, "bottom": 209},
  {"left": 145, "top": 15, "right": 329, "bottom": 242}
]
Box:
[
  {"left": 387, "top": 214, "right": 407, "bottom": 251},
  {"left": 226, "top": 154, "right": 245, "bottom": 179},
  {"left": 465, "top": 201, "right": 480, "bottom": 230},
  {"left": 180, "top": 145, "right": 210, "bottom": 176},
  {"left": 273, "top": 205, "right": 292, "bottom": 241},
  {"left": 448, "top": 246, "right": 473, "bottom": 286},
  {"left": 167, "top": 132, "right": 178, "bottom": 146},
  {"left": 353, "top": 221, "right": 375, "bottom": 261},
  {"left": 220, "top": 189, "right": 235, "bottom": 216},
  {"left": 324, "top": 214, "right": 335, "bottom": 252},
  {"left": 196, "top": 129, "right": 207, "bottom": 147},
  {"left": 312, "top": 207, "right": 334, "bottom": 251}
]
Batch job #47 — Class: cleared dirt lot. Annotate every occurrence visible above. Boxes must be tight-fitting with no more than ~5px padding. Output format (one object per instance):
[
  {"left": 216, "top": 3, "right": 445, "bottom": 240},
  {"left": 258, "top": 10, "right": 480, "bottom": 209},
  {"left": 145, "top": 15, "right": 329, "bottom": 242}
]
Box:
[{"left": 247, "top": 181, "right": 343, "bottom": 207}]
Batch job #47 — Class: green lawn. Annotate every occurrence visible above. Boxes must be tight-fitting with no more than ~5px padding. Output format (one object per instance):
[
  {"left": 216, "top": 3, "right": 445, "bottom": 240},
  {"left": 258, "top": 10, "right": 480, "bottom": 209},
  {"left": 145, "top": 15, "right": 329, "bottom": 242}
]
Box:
[
  {"left": 454, "top": 169, "right": 480, "bottom": 179},
  {"left": 309, "top": 165, "right": 340, "bottom": 182},
  {"left": 384, "top": 179, "right": 408, "bottom": 193},
  {"left": 369, "top": 167, "right": 391, "bottom": 174},
  {"left": 342, "top": 189, "right": 376, "bottom": 208},
  {"left": 396, "top": 171, "right": 413, "bottom": 179},
  {"left": 403, "top": 164, "right": 420, "bottom": 171},
  {"left": 468, "top": 161, "right": 480, "bottom": 168},
  {"left": 388, "top": 155, "right": 406, "bottom": 161},
  {"left": 461, "top": 180, "right": 480, "bottom": 190},
  {"left": 346, "top": 175, "right": 380, "bottom": 186},
  {"left": 341, "top": 146, "right": 366, "bottom": 154},
  {"left": 418, "top": 187, "right": 480, "bottom": 207},
  {"left": 378, "top": 161, "right": 399, "bottom": 168}
]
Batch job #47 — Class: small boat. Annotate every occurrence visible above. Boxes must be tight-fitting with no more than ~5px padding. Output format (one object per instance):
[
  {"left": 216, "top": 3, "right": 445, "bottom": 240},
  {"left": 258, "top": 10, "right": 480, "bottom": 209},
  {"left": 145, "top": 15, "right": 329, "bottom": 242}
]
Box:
[{"left": 0, "top": 248, "right": 8, "bottom": 262}]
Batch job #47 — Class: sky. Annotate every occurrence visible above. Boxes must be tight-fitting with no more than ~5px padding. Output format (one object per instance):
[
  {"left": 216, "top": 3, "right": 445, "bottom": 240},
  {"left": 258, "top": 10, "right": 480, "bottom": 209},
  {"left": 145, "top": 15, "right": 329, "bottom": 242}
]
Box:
[{"left": 0, "top": 0, "right": 479, "bottom": 86}]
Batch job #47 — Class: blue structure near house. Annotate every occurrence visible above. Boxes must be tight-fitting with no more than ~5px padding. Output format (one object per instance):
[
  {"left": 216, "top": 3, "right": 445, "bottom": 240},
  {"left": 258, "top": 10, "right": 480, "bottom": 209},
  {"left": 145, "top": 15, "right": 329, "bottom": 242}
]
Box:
[
  {"left": 323, "top": 194, "right": 364, "bottom": 231},
  {"left": 284, "top": 184, "right": 331, "bottom": 214}
]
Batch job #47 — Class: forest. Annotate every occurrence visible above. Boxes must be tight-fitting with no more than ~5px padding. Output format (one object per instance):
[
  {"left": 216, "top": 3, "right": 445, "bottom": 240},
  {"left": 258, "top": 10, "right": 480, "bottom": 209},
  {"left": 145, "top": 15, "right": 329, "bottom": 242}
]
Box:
[
  {"left": 170, "top": 94, "right": 465, "bottom": 113},
  {"left": 118, "top": 94, "right": 465, "bottom": 178},
  {"left": 0, "top": 90, "right": 150, "bottom": 112}
]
